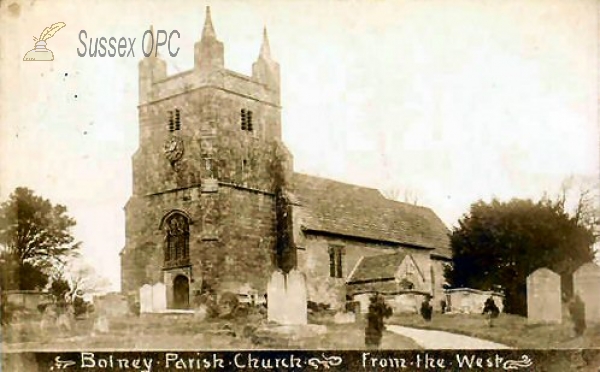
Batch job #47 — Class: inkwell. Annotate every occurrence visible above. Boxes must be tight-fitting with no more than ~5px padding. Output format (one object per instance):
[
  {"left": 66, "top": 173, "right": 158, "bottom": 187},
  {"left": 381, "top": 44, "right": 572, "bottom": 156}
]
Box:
[{"left": 23, "top": 22, "right": 66, "bottom": 61}]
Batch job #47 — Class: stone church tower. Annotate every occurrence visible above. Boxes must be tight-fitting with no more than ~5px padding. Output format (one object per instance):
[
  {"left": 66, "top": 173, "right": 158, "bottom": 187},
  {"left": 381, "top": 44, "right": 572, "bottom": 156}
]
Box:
[{"left": 120, "top": 7, "right": 292, "bottom": 309}]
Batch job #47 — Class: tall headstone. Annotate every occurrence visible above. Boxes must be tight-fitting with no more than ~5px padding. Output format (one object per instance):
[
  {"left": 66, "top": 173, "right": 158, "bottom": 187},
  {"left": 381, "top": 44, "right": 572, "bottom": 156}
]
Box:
[
  {"left": 152, "top": 282, "right": 167, "bottom": 312},
  {"left": 527, "top": 268, "right": 562, "bottom": 324},
  {"left": 267, "top": 270, "right": 285, "bottom": 324},
  {"left": 139, "top": 284, "right": 153, "bottom": 313},
  {"left": 573, "top": 262, "right": 600, "bottom": 324},
  {"left": 267, "top": 269, "right": 307, "bottom": 325},
  {"left": 285, "top": 269, "right": 308, "bottom": 325}
]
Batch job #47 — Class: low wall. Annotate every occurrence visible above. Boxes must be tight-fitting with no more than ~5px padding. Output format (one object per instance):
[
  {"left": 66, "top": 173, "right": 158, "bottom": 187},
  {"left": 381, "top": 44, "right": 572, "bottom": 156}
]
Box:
[{"left": 4, "top": 290, "right": 52, "bottom": 311}]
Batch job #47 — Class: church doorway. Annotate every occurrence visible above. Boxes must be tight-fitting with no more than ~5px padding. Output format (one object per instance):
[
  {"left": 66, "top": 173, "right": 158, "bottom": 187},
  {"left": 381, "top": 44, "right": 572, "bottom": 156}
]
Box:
[{"left": 173, "top": 275, "right": 190, "bottom": 309}]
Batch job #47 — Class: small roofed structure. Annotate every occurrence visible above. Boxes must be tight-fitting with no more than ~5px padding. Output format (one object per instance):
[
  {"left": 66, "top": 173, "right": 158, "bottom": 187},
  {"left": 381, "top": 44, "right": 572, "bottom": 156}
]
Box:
[{"left": 346, "top": 252, "right": 431, "bottom": 313}]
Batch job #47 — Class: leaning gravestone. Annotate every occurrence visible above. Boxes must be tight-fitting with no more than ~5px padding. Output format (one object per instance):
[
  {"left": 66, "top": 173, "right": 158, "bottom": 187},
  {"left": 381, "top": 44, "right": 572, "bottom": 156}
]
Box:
[
  {"left": 139, "top": 284, "right": 153, "bottom": 313},
  {"left": 527, "top": 268, "right": 562, "bottom": 323},
  {"left": 152, "top": 282, "right": 167, "bottom": 312},
  {"left": 573, "top": 262, "right": 600, "bottom": 324}
]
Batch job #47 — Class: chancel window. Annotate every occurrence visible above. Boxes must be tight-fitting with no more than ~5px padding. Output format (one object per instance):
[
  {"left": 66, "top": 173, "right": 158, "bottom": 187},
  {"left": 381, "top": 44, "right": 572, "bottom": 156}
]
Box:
[
  {"left": 163, "top": 213, "right": 190, "bottom": 266},
  {"left": 329, "top": 246, "right": 345, "bottom": 278}
]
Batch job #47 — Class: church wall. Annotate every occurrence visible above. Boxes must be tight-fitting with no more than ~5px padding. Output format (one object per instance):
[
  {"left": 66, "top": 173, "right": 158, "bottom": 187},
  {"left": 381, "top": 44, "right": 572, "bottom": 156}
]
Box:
[
  {"left": 296, "top": 234, "right": 415, "bottom": 309},
  {"left": 134, "top": 88, "right": 281, "bottom": 196},
  {"left": 214, "top": 186, "right": 277, "bottom": 295},
  {"left": 121, "top": 188, "right": 204, "bottom": 296},
  {"left": 431, "top": 258, "right": 450, "bottom": 310},
  {"left": 121, "top": 184, "right": 278, "bottom": 301},
  {"left": 296, "top": 233, "right": 437, "bottom": 310}
]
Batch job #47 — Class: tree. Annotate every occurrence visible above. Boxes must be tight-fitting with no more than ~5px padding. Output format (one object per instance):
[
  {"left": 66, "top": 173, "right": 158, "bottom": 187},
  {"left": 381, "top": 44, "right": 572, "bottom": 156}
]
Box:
[
  {"left": 0, "top": 187, "right": 80, "bottom": 290},
  {"left": 446, "top": 197, "right": 596, "bottom": 316},
  {"left": 381, "top": 187, "right": 420, "bottom": 205},
  {"left": 50, "top": 258, "right": 112, "bottom": 299}
]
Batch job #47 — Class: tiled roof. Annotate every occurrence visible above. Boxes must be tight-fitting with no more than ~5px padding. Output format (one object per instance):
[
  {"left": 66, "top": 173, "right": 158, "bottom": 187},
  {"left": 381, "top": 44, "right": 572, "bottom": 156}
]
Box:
[
  {"left": 347, "top": 252, "right": 410, "bottom": 283},
  {"left": 290, "top": 173, "right": 451, "bottom": 256}
]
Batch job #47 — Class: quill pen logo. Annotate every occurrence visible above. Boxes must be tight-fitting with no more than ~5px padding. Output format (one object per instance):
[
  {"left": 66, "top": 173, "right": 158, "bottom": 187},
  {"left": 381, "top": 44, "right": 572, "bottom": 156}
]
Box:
[{"left": 23, "top": 22, "right": 66, "bottom": 61}]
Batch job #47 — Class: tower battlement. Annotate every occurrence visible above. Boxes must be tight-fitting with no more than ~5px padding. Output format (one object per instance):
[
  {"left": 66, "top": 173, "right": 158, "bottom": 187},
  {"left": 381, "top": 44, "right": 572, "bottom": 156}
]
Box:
[{"left": 139, "top": 7, "right": 280, "bottom": 107}]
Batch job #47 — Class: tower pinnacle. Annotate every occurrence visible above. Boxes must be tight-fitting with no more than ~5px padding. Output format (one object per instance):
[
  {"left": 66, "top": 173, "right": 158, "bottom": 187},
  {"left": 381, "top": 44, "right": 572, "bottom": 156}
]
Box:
[
  {"left": 194, "top": 6, "right": 224, "bottom": 71},
  {"left": 259, "top": 26, "right": 271, "bottom": 60},
  {"left": 202, "top": 6, "right": 216, "bottom": 40},
  {"left": 145, "top": 25, "right": 156, "bottom": 58}
]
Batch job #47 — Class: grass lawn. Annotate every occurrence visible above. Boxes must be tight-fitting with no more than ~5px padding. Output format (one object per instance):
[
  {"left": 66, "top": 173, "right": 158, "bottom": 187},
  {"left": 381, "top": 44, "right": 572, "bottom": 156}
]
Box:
[
  {"left": 2, "top": 312, "right": 419, "bottom": 351},
  {"left": 389, "top": 312, "right": 600, "bottom": 349}
]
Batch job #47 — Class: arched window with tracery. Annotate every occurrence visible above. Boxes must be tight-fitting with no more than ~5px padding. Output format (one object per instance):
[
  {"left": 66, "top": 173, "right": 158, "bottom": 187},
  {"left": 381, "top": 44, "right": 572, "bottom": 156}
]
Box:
[{"left": 163, "top": 212, "right": 190, "bottom": 267}]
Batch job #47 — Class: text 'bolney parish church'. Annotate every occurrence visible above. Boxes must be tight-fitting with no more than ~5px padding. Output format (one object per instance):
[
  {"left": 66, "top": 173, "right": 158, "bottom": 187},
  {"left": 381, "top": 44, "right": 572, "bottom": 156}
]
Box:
[{"left": 120, "top": 7, "right": 451, "bottom": 311}]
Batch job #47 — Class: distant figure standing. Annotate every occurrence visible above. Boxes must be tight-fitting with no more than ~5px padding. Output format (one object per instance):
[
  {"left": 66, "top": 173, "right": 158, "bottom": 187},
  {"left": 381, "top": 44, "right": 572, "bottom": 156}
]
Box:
[
  {"left": 420, "top": 296, "right": 433, "bottom": 321},
  {"left": 482, "top": 296, "right": 500, "bottom": 327},
  {"left": 365, "top": 293, "right": 392, "bottom": 348}
]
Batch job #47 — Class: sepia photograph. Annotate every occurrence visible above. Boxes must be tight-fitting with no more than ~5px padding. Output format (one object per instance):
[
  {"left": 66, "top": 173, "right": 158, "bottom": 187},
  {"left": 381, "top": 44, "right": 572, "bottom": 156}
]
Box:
[{"left": 1, "top": 0, "right": 599, "bottom": 370}]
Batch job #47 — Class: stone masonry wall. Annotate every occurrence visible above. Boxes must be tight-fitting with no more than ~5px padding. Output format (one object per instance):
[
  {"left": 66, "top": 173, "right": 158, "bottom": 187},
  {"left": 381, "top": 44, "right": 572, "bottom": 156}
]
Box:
[
  {"left": 121, "top": 184, "right": 277, "bottom": 300},
  {"left": 296, "top": 233, "right": 435, "bottom": 310},
  {"left": 133, "top": 88, "right": 281, "bottom": 197}
]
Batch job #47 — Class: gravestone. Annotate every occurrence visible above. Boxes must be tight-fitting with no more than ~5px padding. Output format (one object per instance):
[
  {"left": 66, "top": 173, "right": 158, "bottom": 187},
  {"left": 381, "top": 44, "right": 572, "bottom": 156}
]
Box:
[
  {"left": 527, "top": 268, "right": 562, "bottom": 323},
  {"left": 267, "top": 269, "right": 307, "bottom": 325},
  {"left": 139, "top": 284, "right": 153, "bottom": 313},
  {"left": 39, "top": 304, "right": 56, "bottom": 332},
  {"left": 573, "top": 262, "right": 600, "bottom": 324},
  {"left": 333, "top": 311, "right": 356, "bottom": 324},
  {"left": 92, "top": 314, "right": 109, "bottom": 334},
  {"left": 194, "top": 304, "right": 208, "bottom": 321},
  {"left": 152, "top": 282, "right": 167, "bottom": 312},
  {"left": 286, "top": 269, "right": 308, "bottom": 325},
  {"left": 267, "top": 270, "right": 285, "bottom": 324},
  {"left": 56, "top": 304, "right": 74, "bottom": 331}
]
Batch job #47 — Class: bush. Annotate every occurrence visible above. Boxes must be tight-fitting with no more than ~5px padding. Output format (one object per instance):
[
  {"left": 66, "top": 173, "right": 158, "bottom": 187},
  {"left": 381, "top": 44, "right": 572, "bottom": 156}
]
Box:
[
  {"left": 365, "top": 293, "right": 392, "bottom": 348},
  {"left": 482, "top": 297, "right": 500, "bottom": 319},
  {"left": 73, "top": 297, "right": 91, "bottom": 317},
  {"left": 420, "top": 297, "right": 433, "bottom": 321},
  {"left": 308, "top": 301, "right": 331, "bottom": 313},
  {"left": 219, "top": 292, "right": 239, "bottom": 310},
  {"left": 569, "top": 295, "right": 586, "bottom": 336},
  {"left": 129, "top": 301, "right": 140, "bottom": 316},
  {"left": 345, "top": 301, "right": 360, "bottom": 313}
]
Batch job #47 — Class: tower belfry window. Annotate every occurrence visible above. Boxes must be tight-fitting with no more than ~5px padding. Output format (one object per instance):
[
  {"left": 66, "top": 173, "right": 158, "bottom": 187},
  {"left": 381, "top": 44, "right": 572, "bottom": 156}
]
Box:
[
  {"left": 168, "top": 111, "right": 174, "bottom": 132},
  {"left": 247, "top": 111, "right": 253, "bottom": 131},
  {"left": 175, "top": 109, "right": 181, "bottom": 131},
  {"left": 241, "top": 109, "right": 247, "bottom": 131},
  {"left": 240, "top": 109, "right": 253, "bottom": 132},
  {"left": 168, "top": 109, "right": 182, "bottom": 132}
]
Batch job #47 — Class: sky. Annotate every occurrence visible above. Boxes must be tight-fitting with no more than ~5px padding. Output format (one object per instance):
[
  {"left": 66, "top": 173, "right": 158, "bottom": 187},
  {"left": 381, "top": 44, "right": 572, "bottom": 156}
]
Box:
[{"left": 1, "top": 0, "right": 598, "bottom": 291}]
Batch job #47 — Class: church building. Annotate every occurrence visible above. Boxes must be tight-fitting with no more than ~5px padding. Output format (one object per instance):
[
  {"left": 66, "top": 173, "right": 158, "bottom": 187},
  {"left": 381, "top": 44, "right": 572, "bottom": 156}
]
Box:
[{"left": 120, "top": 7, "right": 451, "bottom": 311}]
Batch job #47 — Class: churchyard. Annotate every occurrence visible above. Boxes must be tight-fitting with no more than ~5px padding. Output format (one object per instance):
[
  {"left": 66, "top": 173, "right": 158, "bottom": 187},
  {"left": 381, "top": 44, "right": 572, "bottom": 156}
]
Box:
[
  {"left": 387, "top": 263, "right": 600, "bottom": 349},
  {"left": 3, "top": 263, "right": 600, "bottom": 351},
  {"left": 1, "top": 307, "right": 419, "bottom": 351},
  {"left": 389, "top": 312, "right": 600, "bottom": 349}
]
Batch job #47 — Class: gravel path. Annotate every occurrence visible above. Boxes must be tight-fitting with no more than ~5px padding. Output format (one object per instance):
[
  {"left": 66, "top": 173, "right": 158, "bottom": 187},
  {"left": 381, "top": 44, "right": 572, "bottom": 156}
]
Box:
[{"left": 387, "top": 325, "right": 511, "bottom": 349}]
